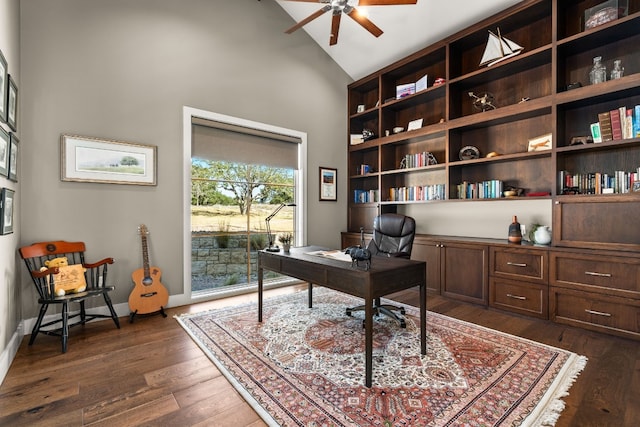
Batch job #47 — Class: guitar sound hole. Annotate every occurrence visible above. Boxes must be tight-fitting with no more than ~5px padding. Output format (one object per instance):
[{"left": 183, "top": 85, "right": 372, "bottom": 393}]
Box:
[{"left": 142, "top": 277, "right": 153, "bottom": 285}]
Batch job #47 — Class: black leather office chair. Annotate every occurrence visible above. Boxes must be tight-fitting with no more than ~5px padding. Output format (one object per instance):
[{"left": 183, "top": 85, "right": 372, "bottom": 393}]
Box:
[{"left": 346, "top": 213, "right": 416, "bottom": 327}]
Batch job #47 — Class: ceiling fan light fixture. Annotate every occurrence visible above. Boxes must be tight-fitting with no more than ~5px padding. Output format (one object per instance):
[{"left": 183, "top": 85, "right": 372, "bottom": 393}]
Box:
[{"left": 283, "top": 0, "right": 416, "bottom": 46}]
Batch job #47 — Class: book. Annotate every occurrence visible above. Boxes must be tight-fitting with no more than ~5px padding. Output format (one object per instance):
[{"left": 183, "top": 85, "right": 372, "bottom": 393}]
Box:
[
  {"left": 618, "top": 107, "right": 628, "bottom": 139},
  {"left": 610, "top": 109, "right": 622, "bottom": 140},
  {"left": 590, "top": 122, "right": 602, "bottom": 143},
  {"left": 598, "top": 111, "right": 613, "bottom": 142},
  {"left": 625, "top": 109, "right": 634, "bottom": 140},
  {"left": 635, "top": 105, "right": 640, "bottom": 137}
]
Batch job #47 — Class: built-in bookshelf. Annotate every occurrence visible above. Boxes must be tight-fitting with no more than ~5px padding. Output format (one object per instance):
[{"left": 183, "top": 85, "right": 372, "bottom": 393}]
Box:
[
  {"left": 347, "top": 0, "right": 640, "bottom": 235},
  {"left": 345, "top": 0, "right": 640, "bottom": 341}
]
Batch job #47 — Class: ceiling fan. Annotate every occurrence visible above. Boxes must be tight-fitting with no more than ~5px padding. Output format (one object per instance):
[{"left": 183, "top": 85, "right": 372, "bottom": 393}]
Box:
[{"left": 283, "top": 0, "right": 418, "bottom": 46}]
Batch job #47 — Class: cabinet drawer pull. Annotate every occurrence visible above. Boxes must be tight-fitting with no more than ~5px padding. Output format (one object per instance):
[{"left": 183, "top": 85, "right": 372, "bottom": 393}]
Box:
[
  {"left": 585, "top": 271, "right": 612, "bottom": 278},
  {"left": 507, "top": 262, "right": 527, "bottom": 267},
  {"left": 584, "top": 309, "right": 612, "bottom": 317},
  {"left": 506, "top": 294, "right": 527, "bottom": 300}
]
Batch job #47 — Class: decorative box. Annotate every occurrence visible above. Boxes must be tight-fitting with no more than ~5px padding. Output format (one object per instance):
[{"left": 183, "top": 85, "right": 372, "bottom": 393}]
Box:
[{"left": 584, "top": 0, "right": 627, "bottom": 30}]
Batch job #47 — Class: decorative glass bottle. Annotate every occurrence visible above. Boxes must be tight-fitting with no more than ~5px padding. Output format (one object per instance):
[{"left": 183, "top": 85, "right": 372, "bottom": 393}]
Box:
[
  {"left": 508, "top": 216, "right": 522, "bottom": 244},
  {"left": 610, "top": 59, "right": 624, "bottom": 80},
  {"left": 589, "top": 56, "right": 606, "bottom": 85}
]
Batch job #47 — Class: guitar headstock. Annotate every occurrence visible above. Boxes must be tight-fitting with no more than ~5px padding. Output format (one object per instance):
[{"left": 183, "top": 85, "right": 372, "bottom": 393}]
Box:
[{"left": 138, "top": 224, "right": 149, "bottom": 236}]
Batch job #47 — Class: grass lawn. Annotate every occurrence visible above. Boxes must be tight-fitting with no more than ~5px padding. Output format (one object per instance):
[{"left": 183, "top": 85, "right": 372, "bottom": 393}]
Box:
[{"left": 191, "top": 203, "right": 295, "bottom": 234}]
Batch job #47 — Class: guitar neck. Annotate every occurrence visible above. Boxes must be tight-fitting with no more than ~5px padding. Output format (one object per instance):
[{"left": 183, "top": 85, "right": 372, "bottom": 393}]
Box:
[{"left": 141, "top": 234, "right": 151, "bottom": 277}]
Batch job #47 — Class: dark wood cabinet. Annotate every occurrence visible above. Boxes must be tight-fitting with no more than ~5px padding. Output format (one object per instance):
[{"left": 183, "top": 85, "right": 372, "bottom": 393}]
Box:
[
  {"left": 414, "top": 237, "right": 489, "bottom": 305},
  {"left": 411, "top": 237, "right": 441, "bottom": 294},
  {"left": 489, "top": 246, "right": 549, "bottom": 319},
  {"left": 441, "top": 241, "right": 489, "bottom": 305}
]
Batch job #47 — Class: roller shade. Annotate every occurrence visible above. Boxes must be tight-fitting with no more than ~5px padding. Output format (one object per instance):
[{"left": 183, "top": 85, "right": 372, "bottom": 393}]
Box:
[{"left": 192, "top": 117, "right": 300, "bottom": 169}]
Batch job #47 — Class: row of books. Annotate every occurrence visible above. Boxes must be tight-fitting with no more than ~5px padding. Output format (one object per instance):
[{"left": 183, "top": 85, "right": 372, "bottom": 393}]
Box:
[
  {"left": 559, "top": 169, "right": 640, "bottom": 194},
  {"left": 388, "top": 184, "right": 446, "bottom": 202},
  {"left": 456, "top": 180, "right": 504, "bottom": 199},
  {"left": 400, "top": 152, "right": 438, "bottom": 169},
  {"left": 591, "top": 105, "right": 640, "bottom": 142},
  {"left": 356, "top": 164, "right": 372, "bottom": 175},
  {"left": 353, "top": 189, "right": 379, "bottom": 204}
]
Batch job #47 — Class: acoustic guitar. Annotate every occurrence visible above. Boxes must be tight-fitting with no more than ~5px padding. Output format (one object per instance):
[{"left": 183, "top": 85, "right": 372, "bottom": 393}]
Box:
[{"left": 129, "top": 224, "right": 169, "bottom": 321}]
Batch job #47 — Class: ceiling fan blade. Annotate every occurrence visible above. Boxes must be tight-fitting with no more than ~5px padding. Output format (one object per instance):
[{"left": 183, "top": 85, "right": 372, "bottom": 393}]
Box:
[
  {"left": 330, "top": 13, "right": 341, "bottom": 46},
  {"left": 284, "top": 6, "right": 331, "bottom": 34},
  {"left": 346, "top": 9, "right": 383, "bottom": 38},
  {"left": 358, "top": 0, "right": 417, "bottom": 5}
]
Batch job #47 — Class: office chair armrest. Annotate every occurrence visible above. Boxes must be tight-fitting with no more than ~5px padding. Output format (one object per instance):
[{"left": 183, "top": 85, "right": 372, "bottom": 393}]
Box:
[
  {"left": 389, "top": 251, "right": 410, "bottom": 259},
  {"left": 83, "top": 257, "right": 115, "bottom": 269}
]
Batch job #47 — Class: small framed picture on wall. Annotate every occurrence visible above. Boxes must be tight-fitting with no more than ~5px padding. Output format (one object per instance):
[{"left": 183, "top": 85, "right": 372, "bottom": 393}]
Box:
[
  {"left": 319, "top": 167, "right": 337, "bottom": 201},
  {"left": 6, "top": 75, "right": 17, "bottom": 131},
  {"left": 1, "top": 188, "right": 15, "bottom": 235},
  {"left": 0, "top": 127, "right": 9, "bottom": 177},
  {"left": 0, "top": 49, "right": 7, "bottom": 123},
  {"left": 8, "top": 133, "right": 18, "bottom": 182}
]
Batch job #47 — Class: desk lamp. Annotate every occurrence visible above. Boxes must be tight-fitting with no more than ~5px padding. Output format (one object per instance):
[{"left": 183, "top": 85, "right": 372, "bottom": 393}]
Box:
[{"left": 265, "top": 203, "right": 296, "bottom": 252}]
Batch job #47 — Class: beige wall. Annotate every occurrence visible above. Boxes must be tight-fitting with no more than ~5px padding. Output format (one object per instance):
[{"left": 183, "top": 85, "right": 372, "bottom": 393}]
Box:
[
  {"left": 0, "top": 0, "right": 21, "bottom": 378},
  {"left": 18, "top": 0, "right": 350, "bottom": 320}
]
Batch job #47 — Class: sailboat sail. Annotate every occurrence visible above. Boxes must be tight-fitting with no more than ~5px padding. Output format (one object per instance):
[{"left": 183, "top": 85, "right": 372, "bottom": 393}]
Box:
[{"left": 479, "top": 28, "right": 524, "bottom": 67}]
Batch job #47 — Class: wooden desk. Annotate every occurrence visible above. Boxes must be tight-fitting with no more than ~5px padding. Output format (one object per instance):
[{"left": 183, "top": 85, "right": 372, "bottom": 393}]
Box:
[{"left": 258, "top": 246, "right": 427, "bottom": 387}]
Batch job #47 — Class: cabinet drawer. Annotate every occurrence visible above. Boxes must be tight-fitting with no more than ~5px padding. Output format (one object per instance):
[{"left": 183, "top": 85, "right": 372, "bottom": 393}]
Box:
[
  {"left": 550, "top": 287, "right": 640, "bottom": 340},
  {"left": 490, "top": 247, "right": 547, "bottom": 284},
  {"left": 490, "top": 278, "right": 548, "bottom": 319},
  {"left": 550, "top": 252, "right": 640, "bottom": 298}
]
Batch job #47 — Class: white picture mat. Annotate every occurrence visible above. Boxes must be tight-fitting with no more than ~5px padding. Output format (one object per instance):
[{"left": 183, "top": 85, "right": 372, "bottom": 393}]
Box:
[{"left": 61, "top": 134, "right": 157, "bottom": 185}]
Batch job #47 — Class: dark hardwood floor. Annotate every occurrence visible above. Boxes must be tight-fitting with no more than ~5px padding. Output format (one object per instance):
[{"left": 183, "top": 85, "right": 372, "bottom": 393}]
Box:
[{"left": 1, "top": 285, "right": 638, "bottom": 426}]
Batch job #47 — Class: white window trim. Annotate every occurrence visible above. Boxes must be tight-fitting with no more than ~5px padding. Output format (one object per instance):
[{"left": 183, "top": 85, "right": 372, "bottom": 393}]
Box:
[{"left": 179, "top": 106, "right": 307, "bottom": 304}]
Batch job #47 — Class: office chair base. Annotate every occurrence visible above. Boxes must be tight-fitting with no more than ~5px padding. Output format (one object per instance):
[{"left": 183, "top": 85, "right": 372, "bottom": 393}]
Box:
[{"left": 346, "top": 304, "right": 407, "bottom": 328}]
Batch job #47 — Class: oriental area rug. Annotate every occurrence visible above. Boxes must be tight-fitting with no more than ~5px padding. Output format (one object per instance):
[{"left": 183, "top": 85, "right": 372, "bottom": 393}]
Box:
[{"left": 176, "top": 288, "right": 587, "bottom": 427}]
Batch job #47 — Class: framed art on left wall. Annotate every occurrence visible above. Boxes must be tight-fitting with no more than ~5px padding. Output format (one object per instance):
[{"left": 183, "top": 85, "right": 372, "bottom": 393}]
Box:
[
  {"left": 1, "top": 188, "right": 15, "bottom": 235},
  {"left": 0, "top": 49, "right": 7, "bottom": 123},
  {"left": 0, "top": 127, "right": 9, "bottom": 177}
]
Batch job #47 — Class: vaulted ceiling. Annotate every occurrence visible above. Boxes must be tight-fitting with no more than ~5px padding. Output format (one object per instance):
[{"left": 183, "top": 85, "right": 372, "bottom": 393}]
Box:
[{"left": 275, "top": 0, "right": 523, "bottom": 80}]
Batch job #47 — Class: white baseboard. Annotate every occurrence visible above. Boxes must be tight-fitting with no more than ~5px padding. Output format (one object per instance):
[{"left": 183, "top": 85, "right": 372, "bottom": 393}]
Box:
[{"left": 0, "top": 321, "right": 24, "bottom": 386}]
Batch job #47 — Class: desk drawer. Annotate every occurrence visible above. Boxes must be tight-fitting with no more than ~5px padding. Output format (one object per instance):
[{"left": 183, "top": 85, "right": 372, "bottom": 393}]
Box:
[
  {"left": 550, "top": 287, "right": 640, "bottom": 340},
  {"left": 550, "top": 252, "right": 640, "bottom": 298},
  {"left": 489, "top": 278, "right": 548, "bottom": 319},
  {"left": 491, "top": 247, "right": 547, "bottom": 284}
]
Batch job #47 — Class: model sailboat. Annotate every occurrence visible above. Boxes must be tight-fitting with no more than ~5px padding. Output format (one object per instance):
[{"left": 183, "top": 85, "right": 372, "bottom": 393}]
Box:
[{"left": 479, "top": 28, "right": 524, "bottom": 67}]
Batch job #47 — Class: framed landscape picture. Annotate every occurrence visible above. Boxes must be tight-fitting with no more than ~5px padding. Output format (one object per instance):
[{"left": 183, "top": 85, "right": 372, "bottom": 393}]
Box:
[
  {"left": 61, "top": 134, "right": 157, "bottom": 185},
  {"left": 319, "top": 167, "right": 337, "bottom": 201}
]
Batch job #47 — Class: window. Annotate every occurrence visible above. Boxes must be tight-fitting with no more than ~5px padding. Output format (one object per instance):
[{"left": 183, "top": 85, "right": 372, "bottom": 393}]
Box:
[{"left": 183, "top": 107, "right": 306, "bottom": 301}]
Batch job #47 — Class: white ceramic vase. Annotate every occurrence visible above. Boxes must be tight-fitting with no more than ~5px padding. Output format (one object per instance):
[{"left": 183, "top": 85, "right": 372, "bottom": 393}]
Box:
[{"left": 533, "top": 226, "right": 552, "bottom": 245}]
